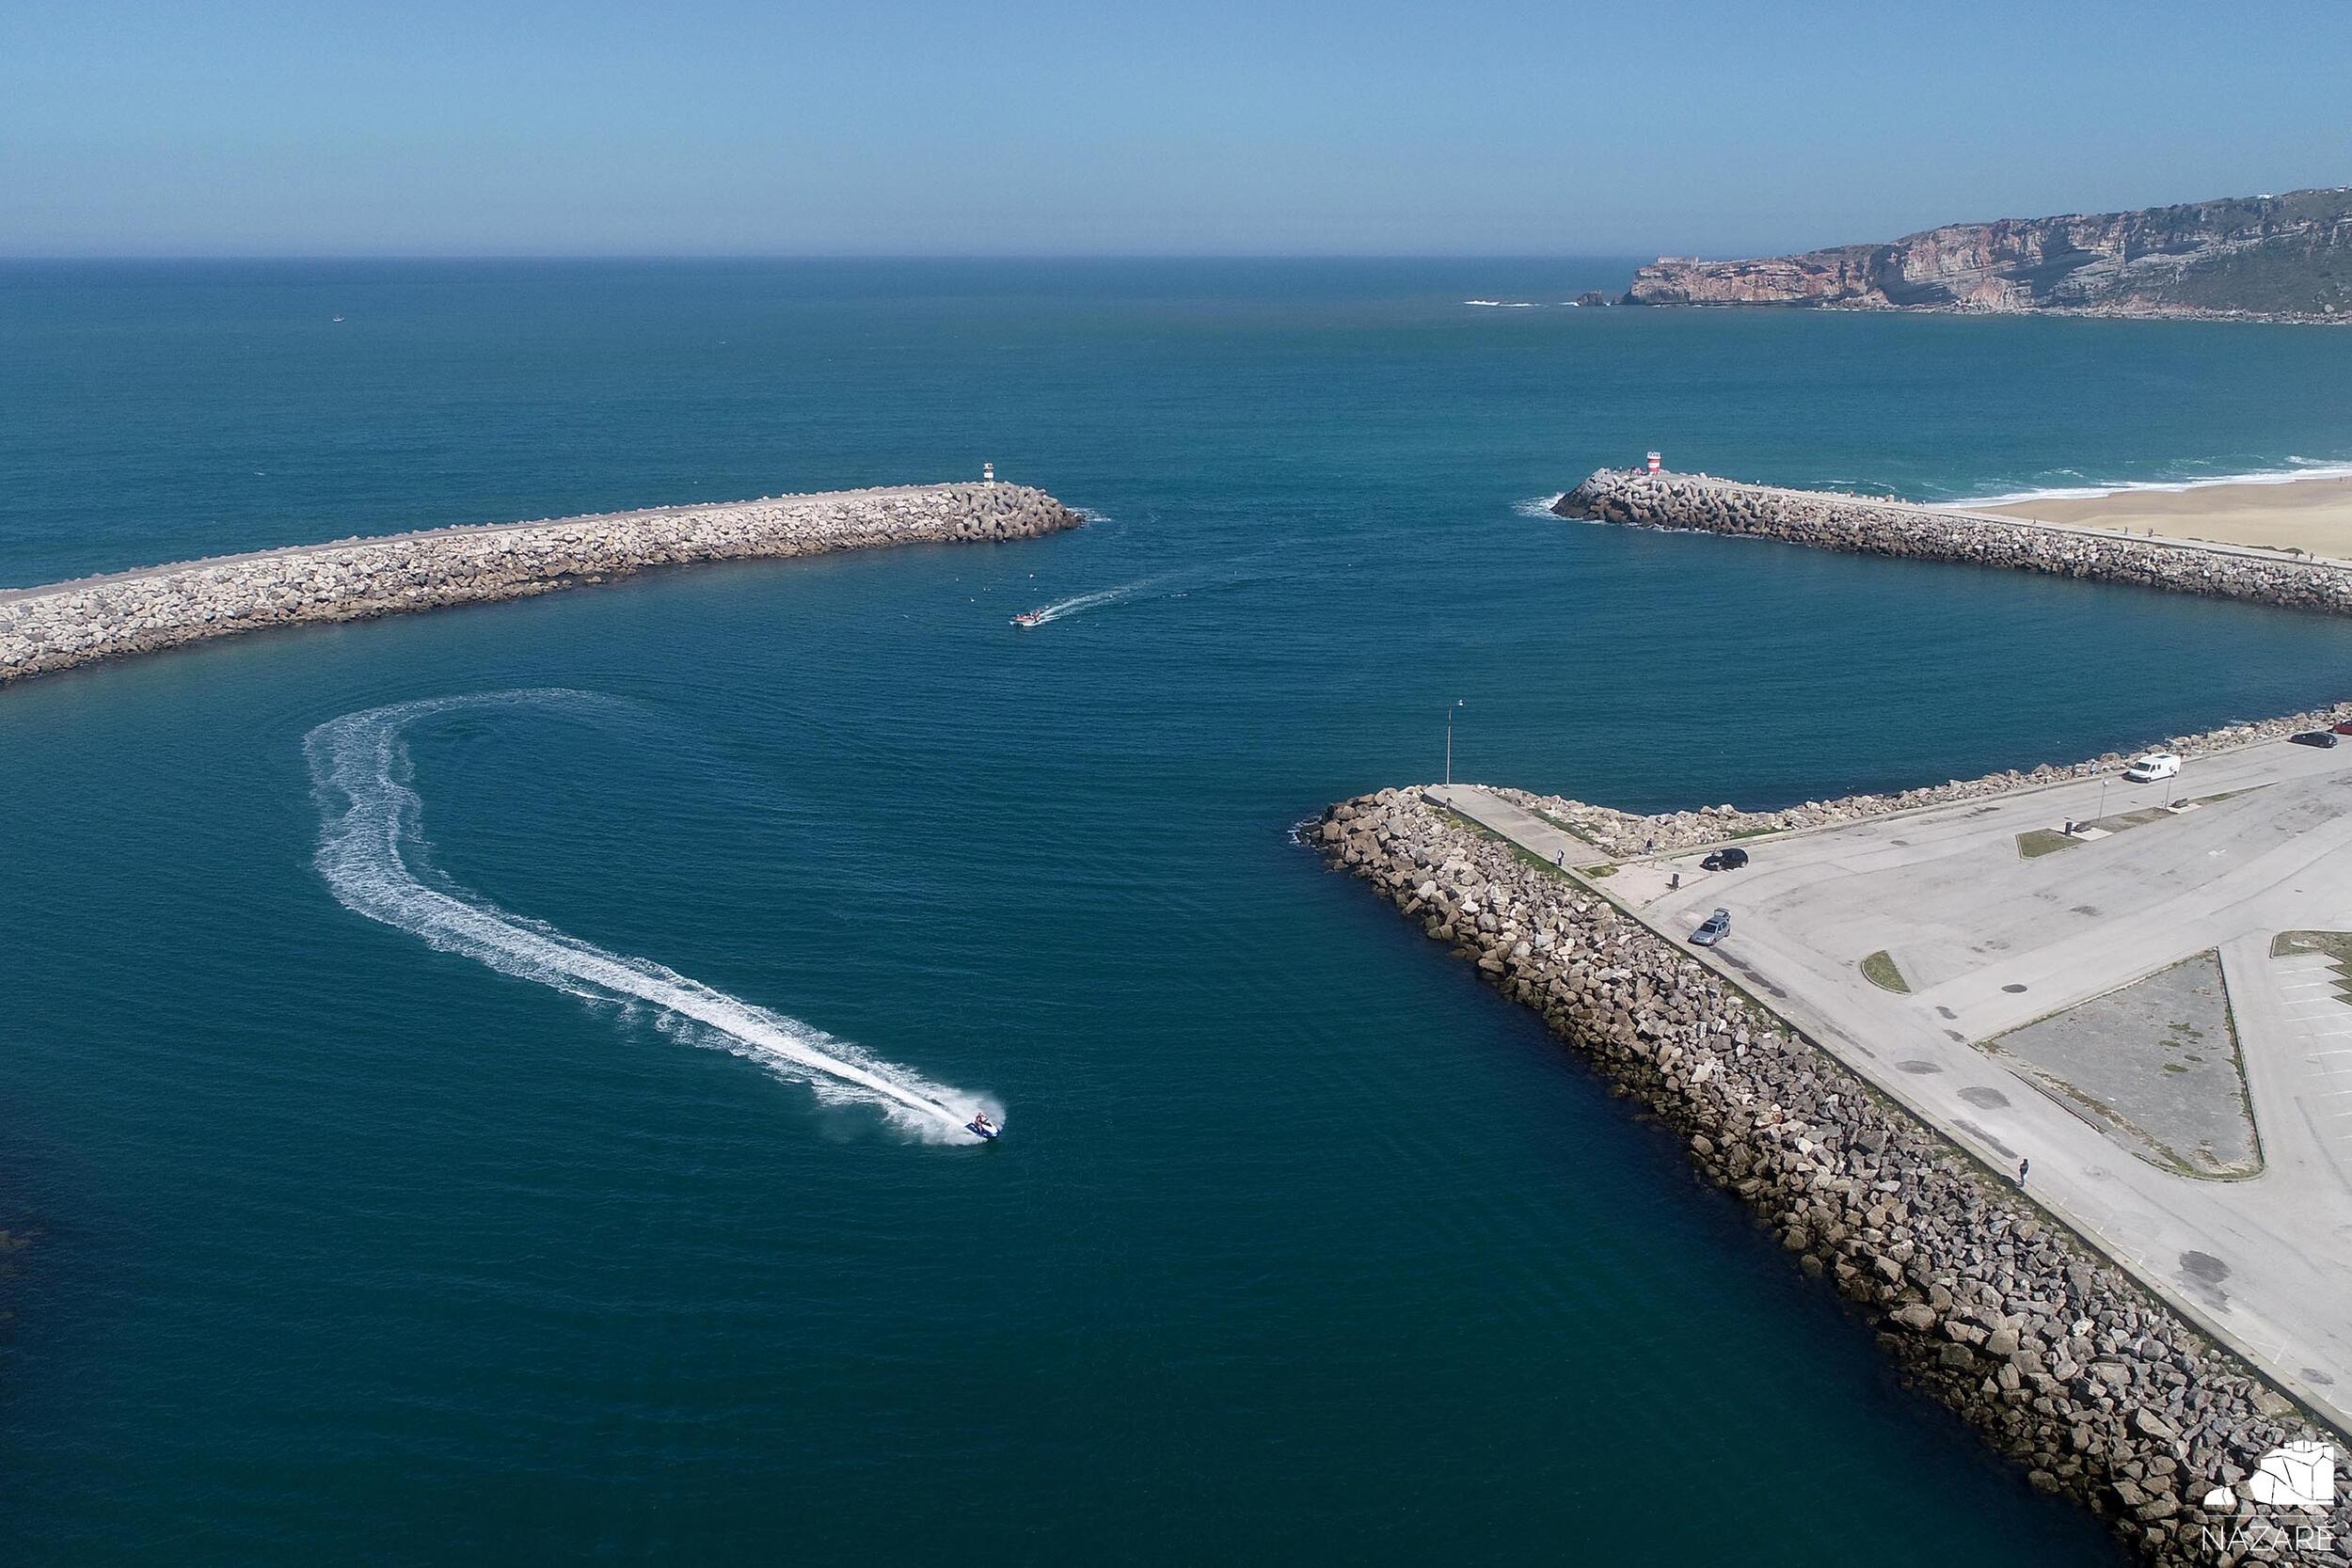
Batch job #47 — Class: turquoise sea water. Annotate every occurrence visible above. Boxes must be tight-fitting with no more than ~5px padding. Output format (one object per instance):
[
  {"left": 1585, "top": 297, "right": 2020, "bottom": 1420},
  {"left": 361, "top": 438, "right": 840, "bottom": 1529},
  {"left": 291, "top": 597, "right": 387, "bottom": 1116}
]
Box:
[{"left": 7, "top": 261, "right": 2352, "bottom": 1563}]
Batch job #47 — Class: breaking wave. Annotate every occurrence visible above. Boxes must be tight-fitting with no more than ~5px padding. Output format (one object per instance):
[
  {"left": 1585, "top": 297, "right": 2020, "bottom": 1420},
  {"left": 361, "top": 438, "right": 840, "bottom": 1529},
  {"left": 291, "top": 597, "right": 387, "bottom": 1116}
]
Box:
[
  {"left": 1945, "top": 456, "right": 2352, "bottom": 509},
  {"left": 305, "top": 690, "right": 994, "bottom": 1143}
]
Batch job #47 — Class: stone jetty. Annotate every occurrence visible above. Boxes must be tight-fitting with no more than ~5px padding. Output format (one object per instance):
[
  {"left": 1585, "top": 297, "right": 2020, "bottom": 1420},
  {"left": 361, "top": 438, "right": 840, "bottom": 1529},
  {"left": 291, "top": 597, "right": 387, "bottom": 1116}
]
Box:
[
  {"left": 1318, "top": 785, "right": 2349, "bottom": 1567},
  {"left": 1522, "top": 699, "right": 2352, "bottom": 859},
  {"left": 1555, "top": 468, "right": 2352, "bottom": 616},
  {"left": 0, "top": 483, "right": 1081, "bottom": 687}
]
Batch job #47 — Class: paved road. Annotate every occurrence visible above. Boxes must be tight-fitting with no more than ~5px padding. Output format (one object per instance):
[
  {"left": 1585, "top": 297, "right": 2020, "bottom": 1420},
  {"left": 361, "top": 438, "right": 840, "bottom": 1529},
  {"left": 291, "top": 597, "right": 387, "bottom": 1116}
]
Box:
[{"left": 1433, "top": 742, "right": 2352, "bottom": 1437}]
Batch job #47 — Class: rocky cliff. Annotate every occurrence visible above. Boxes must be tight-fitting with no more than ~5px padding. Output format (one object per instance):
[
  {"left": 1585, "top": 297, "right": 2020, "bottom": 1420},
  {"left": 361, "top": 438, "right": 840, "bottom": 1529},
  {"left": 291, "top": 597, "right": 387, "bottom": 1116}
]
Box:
[{"left": 1625, "top": 188, "right": 2352, "bottom": 321}]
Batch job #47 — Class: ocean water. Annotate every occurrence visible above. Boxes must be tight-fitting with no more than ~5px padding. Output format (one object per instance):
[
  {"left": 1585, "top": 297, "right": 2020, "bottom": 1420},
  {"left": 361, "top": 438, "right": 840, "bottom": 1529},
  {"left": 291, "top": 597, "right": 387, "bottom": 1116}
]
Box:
[{"left": 7, "top": 260, "right": 2352, "bottom": 1563}]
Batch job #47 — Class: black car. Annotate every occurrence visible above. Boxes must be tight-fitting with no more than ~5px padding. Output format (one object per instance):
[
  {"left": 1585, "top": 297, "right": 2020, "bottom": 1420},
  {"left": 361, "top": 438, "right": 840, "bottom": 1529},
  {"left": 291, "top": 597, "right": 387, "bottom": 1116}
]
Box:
[
  {"left": 2290, "top": 730, "right": 2341, "bottom": 749},
  {"left": 1701, "top": 847, "right": 1750, "bottom": 871}
]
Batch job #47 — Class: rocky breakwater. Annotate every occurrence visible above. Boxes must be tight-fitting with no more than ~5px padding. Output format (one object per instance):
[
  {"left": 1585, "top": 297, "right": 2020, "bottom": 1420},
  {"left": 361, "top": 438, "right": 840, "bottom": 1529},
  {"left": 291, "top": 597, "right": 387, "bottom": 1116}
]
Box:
[
  {"left": 1504, "top": 699, "right": 2352, "bottom": 859},
  {"left": 1556, "top": 468, "right": 2352, "bottom": 617},
  {"left": 0, "top": 483, "right": 1080, "bottom": 688},
  {"left": 1318, "top": 788, "right": 2348, "bottom": 1567}
]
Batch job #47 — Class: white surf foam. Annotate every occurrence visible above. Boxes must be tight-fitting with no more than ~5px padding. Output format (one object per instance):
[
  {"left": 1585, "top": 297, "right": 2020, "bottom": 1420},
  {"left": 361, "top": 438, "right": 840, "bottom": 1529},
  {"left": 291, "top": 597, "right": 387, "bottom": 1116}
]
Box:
[
  {"left": 1945, "top": 457, "right": 2352, "bottom": 510},
  {"left": 1513, "top": 494, "right": 1567, "bottom": 518},
  {"left": 1463, "top": 299, "right": 1543, "bottom": 309},
  {"left": 305, "top": 690, "right": 993, "bottom": 1143}
]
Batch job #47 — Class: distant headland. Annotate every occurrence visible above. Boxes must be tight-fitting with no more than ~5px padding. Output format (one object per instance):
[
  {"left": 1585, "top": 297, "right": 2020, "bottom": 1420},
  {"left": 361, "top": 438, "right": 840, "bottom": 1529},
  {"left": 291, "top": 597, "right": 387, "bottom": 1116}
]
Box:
[{"left": 1622, "top": 187, "right": 2352, "bottom": 323}]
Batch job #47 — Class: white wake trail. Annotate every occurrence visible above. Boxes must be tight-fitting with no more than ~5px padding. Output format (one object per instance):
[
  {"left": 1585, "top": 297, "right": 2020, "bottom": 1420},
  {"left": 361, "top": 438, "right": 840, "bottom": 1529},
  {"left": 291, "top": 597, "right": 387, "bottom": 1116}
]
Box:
[
  {"left": 305, "top": 691, "right": 994, "bottom": 1143},
  {"left": 1027, "top": 576, "right": 1159, "bottom": 625}
]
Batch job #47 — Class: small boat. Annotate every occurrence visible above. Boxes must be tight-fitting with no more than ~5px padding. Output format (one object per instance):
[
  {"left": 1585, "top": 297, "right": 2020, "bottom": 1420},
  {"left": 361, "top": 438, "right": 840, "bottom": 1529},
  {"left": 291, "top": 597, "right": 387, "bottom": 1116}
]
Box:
[
  {"left": 966, "top": 1115, "right": 1000, "bottom": 1141},
  {"left": 1011, "top": 610, "right": 1046, "bottom": 628}
]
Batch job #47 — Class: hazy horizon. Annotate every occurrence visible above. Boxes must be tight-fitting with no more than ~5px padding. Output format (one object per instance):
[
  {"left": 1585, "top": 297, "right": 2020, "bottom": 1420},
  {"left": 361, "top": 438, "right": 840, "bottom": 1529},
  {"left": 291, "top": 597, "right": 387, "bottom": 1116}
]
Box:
[{"left": 6, "top": 0, "right": 2347, "bottom": 260}]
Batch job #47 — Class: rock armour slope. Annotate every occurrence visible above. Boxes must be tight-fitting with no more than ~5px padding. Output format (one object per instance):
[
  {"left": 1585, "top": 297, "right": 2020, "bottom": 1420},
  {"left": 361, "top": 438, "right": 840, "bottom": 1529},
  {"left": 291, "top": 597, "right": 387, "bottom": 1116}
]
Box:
[
  {"left": 0, "top": 483, "right": 1081, "bottom": 687},
  {"left": 1554, "top": 467, "right": 2352, "bottom": 615},
  {"left": 1318, "top": 786, "right": 2349, "bottom": 1567}
]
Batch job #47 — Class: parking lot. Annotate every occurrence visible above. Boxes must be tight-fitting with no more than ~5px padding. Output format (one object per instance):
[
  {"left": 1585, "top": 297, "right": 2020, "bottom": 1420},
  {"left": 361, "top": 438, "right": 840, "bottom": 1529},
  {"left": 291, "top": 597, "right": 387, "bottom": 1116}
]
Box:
[{"left": 1435, "top": 735, "right": 2352, "bottom": 1433}]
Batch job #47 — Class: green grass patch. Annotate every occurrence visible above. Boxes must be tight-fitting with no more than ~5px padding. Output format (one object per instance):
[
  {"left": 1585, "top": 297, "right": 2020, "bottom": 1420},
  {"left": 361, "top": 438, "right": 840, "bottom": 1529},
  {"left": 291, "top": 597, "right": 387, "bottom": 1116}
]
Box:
[
  {"left": 1581, "top": 864, "right": 1616, "bottom": 879},
  {"left": 1860, "top": 950, "right": 1911, "bottom": 993},
  {"left": 2026, "top": 790, "right": 2258, "bottom": 861},
  {"left": 1428, "top": 804, "right": 1579, "bottom": 879},
  {"left": 2273, "top": 929, "right": 2352, "bottom": 962},
  {"left": 2272, "top": 930, "right": 2352, "bottom": 1005},
  {"left": 2068, "top": 789, "right": 2249, "bottom": 843},
  {"left": 1507, "top": 842, "right": 1575, "bottom": 878},
  {"left": 2016, "top": 829, "right": 2077, "bottom": 859},
  {"left": 1531, "top": 809, "right": 1603, "bottom": 847},
  {"left": 1432, "top": 805, "right": 1502, "bottom": 842}
]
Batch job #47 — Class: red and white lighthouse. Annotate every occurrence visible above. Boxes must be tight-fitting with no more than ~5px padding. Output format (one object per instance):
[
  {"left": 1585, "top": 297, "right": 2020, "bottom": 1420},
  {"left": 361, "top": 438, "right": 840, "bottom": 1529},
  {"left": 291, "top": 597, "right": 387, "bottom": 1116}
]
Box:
[{"left": 1645, "top": 451, "right": 1663, "bottom": 473}]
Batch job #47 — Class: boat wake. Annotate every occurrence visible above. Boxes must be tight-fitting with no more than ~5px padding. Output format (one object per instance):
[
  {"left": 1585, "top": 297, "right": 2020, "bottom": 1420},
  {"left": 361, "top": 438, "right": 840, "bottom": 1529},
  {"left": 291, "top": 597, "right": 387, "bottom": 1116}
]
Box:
[
  {"left": 1023, "top": 576, "right": 1159, "bottom": 625},
  {"left": 305, "top": 690, "right": 995, "bottom": 1143}
]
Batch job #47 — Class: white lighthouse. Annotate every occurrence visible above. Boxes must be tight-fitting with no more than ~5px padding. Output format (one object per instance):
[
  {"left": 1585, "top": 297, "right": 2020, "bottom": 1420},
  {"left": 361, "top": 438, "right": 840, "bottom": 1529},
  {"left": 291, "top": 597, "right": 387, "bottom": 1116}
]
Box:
[{"left": 983, "top": 462, "right": 996, "bottom": 485}]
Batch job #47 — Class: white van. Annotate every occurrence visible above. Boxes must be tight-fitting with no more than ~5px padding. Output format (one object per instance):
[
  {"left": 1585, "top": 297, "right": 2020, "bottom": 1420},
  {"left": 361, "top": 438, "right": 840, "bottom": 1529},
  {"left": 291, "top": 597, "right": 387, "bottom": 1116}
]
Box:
[{"left": 2123, "top": 752, "right": 2182, "bottom": 783}]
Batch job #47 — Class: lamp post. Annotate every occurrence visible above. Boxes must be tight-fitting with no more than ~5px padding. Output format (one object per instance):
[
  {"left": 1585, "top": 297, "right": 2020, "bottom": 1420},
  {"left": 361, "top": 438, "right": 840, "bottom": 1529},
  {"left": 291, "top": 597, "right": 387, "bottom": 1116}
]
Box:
[{"left": 1445, "top": 700, "right": 1464, "bottom": 786}]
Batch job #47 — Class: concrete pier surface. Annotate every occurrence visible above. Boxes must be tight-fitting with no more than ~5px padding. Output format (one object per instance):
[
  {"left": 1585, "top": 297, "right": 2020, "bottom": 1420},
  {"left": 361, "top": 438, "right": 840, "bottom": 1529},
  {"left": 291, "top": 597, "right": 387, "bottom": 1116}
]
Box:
[
  {"left": 0, "top": 481, "right": 1082, "bottom": 687},
  {"left": 1430, "top": 733, "right": 2352, "bottom": 1439}
]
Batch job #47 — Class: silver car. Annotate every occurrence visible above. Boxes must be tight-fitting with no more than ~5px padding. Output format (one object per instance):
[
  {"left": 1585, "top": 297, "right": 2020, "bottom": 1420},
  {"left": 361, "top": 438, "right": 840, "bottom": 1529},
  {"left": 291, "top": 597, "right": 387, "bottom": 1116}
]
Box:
[{"left": 1691, "top": 908, "right": 1731, "bottom": 946}]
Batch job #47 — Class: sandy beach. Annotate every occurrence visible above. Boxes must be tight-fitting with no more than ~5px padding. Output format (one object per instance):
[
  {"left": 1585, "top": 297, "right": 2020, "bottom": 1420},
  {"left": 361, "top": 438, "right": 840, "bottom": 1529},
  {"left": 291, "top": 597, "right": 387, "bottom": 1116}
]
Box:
[{"left": 1975, "top": 474, "right": 2352, "bottom": 558}]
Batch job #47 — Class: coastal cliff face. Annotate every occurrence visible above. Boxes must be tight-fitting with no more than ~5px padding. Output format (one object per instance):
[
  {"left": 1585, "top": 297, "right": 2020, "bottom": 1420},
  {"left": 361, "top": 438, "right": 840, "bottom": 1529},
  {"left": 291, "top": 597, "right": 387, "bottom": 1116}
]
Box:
[
  {"left": 1626, "top": 188, "right": 2352, "bottom": 321},
  {"left": 0, "top": 483, "right": 1081, "bottom": 687}
]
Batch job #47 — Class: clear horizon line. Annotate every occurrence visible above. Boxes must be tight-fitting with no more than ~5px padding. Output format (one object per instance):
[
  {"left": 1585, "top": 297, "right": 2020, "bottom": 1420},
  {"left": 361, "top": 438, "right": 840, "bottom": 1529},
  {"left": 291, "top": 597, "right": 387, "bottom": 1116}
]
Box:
[{"left": 0, "top": 249, "right": 1666, "bottom": 265}]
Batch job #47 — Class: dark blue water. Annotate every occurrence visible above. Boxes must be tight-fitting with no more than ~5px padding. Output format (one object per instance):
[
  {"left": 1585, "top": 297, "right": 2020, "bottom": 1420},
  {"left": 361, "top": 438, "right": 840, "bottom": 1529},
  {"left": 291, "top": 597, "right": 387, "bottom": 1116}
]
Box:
[{"left": 7, "top": 260, "right": 2352, "bottom": 1563}]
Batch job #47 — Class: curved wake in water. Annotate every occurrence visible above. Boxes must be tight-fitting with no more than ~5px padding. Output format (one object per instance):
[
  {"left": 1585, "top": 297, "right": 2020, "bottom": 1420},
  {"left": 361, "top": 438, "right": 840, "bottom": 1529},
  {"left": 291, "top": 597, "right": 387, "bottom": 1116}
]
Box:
[
  {"left": 1025, "top": 577, "right": 1159, "bottom": 624},
  {"left": 305, "top": 690, "right": 994, "bottom": 1143}
]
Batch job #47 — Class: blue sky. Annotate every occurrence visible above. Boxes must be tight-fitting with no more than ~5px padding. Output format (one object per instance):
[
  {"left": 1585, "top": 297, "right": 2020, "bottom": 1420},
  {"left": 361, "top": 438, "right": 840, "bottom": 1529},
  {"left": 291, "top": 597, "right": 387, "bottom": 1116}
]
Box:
[{"left": 5, "top": 0, "right": 2348, "bottom": 257}]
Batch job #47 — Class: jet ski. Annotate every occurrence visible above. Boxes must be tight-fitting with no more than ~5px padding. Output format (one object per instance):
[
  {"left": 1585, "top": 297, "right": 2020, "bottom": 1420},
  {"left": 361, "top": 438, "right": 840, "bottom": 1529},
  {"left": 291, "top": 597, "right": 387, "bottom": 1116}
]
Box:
[{"left": 966, "top": 1115, "right": 1000, "bottom": 1141}]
